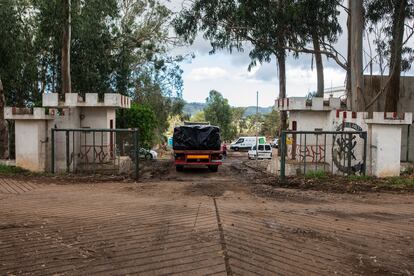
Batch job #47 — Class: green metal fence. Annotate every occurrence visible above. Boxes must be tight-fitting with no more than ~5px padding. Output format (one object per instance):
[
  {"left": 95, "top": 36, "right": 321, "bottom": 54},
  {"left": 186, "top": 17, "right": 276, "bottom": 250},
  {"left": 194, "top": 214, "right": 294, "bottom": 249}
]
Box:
[
  {"left": 280, "top": 130, "right": 367, "bottom": 182},
  {"left": 51, "top": 128, "right": 139, "bottom": 179}
]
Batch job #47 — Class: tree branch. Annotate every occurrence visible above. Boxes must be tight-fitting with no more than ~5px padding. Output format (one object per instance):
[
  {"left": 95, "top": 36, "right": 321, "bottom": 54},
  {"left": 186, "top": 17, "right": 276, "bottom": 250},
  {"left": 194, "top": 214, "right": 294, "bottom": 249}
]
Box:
[{"left": 284, "top": 46, "right": 348, "bottom": 70}]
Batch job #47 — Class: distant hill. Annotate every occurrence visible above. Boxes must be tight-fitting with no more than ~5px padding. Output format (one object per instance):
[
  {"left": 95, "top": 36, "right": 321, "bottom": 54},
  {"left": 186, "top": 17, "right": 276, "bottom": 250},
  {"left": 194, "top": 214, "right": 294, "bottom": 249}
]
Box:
[
  {"left": 183, "top": 102, "right": 273, "bottom": 118},
  {"left": 182, "top": 102, "right": 206, "bottom": 117},
  {"left": 243, "top": 106, "right": 273, "bottom": 117}
]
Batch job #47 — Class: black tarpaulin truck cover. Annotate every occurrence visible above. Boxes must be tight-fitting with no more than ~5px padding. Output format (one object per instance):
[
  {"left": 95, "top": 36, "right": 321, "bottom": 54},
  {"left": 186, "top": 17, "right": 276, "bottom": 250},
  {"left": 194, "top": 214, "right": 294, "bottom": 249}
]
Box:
[{"left": 173, "top": 125, "right": 221, "bottom": 150}]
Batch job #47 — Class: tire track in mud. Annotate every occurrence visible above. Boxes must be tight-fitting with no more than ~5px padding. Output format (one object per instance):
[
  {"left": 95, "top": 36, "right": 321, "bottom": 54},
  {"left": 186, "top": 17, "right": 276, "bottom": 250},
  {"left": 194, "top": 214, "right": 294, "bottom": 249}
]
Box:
[{"left": 213, "top": 197, "right": 233, "bottom": 276}]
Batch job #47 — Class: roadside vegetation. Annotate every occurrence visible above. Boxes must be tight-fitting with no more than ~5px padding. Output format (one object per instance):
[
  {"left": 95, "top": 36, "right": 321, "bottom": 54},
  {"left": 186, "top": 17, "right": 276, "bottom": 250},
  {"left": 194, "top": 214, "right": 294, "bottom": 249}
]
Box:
[
  {"left": 0, "top": 0, "right": 188, "bottom": 152},
  {"left": 304, "top": 170, "right": 329, "bottom": 180},
  {"left": 187, "top": 90, "right": 281, "bottom": 143},
  {"left": 285, "top": 172, "right": 414, "bottom": 193},
  {"left": 0, "top": 164, "right": 28, "bottom": 175}
]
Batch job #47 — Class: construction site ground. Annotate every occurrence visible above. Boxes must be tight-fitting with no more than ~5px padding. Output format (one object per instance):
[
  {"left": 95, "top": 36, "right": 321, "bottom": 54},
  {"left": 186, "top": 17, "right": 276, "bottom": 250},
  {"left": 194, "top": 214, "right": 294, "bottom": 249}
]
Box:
[{"left": 1, "top": 152, "right": 413, "bottom": 275}]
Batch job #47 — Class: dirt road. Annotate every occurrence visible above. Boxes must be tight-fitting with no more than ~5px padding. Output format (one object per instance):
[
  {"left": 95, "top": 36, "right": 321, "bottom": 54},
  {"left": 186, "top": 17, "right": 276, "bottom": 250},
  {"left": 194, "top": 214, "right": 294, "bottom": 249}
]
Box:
[{"left": 1, "top": 153, "right": 413, "bottom": 275}]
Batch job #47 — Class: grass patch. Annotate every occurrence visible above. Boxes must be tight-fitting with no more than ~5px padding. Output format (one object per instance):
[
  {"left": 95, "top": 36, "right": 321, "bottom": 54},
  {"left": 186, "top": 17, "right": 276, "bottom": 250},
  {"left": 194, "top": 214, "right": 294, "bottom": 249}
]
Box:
[
  {"left": 304, "top": 170, "right": 328, "bottom": 180},
  {"left": 384, "top": 177, "right": 414, "bottom": 188},
  {"left": 347, "top": 175, "right": 374, "bottom": 181},
  {"left": 0, "top": 164, "right": 28, "bottom": 175}
]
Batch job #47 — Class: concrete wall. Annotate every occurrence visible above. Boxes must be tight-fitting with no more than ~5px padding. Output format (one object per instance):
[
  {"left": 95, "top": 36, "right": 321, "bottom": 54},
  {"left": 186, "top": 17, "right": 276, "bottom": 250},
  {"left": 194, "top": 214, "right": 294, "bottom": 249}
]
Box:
[
  {"left": 364, "top": 75, "right": 414, "bottom": 162},
  {"left": 6, "top": 92, "right": 130, "bottom": 173},
  {"left": 370, "top": 124, "right": 402, "bottom": 177},
  {"left": 12, "top": 107, "right": 117, "bottom": 173},
  {"left": 290, "top": 111, "right": 331, "bottom": 132},
  {"left": 15, "top": 121, "right": 48, "bottom": 172}
]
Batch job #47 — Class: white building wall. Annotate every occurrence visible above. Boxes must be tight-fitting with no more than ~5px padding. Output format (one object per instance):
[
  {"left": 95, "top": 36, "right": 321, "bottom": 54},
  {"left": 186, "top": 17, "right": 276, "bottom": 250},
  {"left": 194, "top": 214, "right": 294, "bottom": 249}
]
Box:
[
  {"left": 5, "top": 93, "right": 131, "bottom": 173},
  {"left": 370, "top": 124, "right": 402, "bottom": 177},
  {"left": 15, "top": 121, "right": 47, "bottom": 172},
  {"left": 79, "top": 107, "right": 116, "bottom": 166}
]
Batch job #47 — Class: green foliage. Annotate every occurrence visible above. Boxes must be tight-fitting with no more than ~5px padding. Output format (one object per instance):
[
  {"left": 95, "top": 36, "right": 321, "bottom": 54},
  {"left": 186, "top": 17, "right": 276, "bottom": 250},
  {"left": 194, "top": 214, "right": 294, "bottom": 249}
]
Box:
[
  {"left": 174, "top": 0, "right": 343, "bottom": 80},
  {"left": 304, "top": 170, "right": 328, "bottom": 180},
  {"left": 190, "top": 111, "right": 206, "bottom": 123},
  {"left": 261, "top": 110, "right": 280, "bottom": 138},
  {"left": 385, "top": 177, "right": 414, "bottom": 188},
  {"left": 174, "top": 0, "right": 292, "bottom": 70},
  {"left": 0, "top": 0, "right": 38, "bottom": 106},
  {"left": 365, "top": 0, "right": 414, "bottom": 72},
  {"left": 231, "top": 107, "right": 247, "bottom": 135},
  {"left": 294, "top": 0, "right": 342, "bottom": 47},
  {"left": 116, "top": 104, "right": 157, "bottom": 148},
  {"left": 0, "top": 0, "right": 184, "bottom": 108},
  {"left": 0, "top": 164, "right": 28, "bottom": 175},
  {"left": 204, "top": 90, "right": 236, "bottom": 141},
  {"left": 347, "top": 175, "right": 373, "bottom": 181},
  {"left": 0, "top": 0, "right": 185, "bottom": 147}
]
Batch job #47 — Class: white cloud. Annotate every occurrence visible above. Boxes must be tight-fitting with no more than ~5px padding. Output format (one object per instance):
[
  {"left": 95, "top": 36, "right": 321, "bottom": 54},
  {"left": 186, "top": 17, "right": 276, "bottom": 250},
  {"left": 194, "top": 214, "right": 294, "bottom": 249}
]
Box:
[
  {"left": 187, "top": 67, "right": 228, "bottom": 81},
  {"left": 286, "top": 66, "right": 346, "bottom": 97}
]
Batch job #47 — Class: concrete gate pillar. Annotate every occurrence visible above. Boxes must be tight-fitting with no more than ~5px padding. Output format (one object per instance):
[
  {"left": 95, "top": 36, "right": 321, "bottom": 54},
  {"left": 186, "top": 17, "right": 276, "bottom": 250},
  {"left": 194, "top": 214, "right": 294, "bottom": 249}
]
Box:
[{"left": 367, "top": 113, "right": 413, "bottom": 177}]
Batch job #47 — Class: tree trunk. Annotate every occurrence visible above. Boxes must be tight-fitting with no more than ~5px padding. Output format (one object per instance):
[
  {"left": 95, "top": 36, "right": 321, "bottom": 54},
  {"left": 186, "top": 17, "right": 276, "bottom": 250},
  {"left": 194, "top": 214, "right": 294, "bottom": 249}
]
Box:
[
  {"left": 385, "top": 0, "right": 407, "bottom": 112},
  {"left": 312, "top": 32, "right": 324, "bottom": 97},
  {"left": 0, "top": 77, "right": 8, "bottom": 159},
  {"left": 350, "top": 0, "right": 364, "bottom": 111},
  {"left": 346, "top": 7, "right": 352, "bottom": 108},
  {"left": 61, "top": 0, "right": 72, "bottom": 96},
  {"left": 276, "top": 0, "right": 288, "bottom": 132},
  {"left": 277, "top": 51, "right": 288, "bottom": 132}
]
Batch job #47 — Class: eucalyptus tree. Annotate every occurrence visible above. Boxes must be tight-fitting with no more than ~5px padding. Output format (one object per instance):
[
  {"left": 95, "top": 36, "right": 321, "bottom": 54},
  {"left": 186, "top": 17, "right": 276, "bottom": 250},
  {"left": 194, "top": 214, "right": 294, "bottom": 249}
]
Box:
[
  {"left": 1, "top": 0, "right": 185, "bottom": 147},
  {"left": 61, "top": 0, "right": 71, "bottom": 95},
  {"left": 365, "top": 0, "right": 414, "bottom": 112},
  {"left": 174, "top": 0, "right": 298, "bottom": 130},
  {"left": 0, "top": 78, "right": 6, "bottom": 158},
  {"left": 0, "top": 0, "right": 37, "bottom": 106},
  {"left": 204, "top": 90, "right": 236, "bottom": 141},
  {"left": 174, "top": 0, "right": 344, "bottom": 130},
  {"left": 293, "top": 0, "right": 343, "bottom": 97}
]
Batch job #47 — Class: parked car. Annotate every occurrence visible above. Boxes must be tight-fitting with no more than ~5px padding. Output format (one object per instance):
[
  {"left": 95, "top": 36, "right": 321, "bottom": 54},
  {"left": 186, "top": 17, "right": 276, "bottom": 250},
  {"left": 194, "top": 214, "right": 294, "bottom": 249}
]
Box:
[
  {"left": 128, "top": 147, "right": 157, "bottom": 161},
  {"left": 271, "top": 138, "right": 279, "bottom": 148},
  {"left": 248, "top": 144, "right": 272, "bottom": 160},
  {"left": 230, "top": 136, "right": 266, "bottom": 151},
  {"left": 139, "top": 148, "right": 157, "bottom": 160}
]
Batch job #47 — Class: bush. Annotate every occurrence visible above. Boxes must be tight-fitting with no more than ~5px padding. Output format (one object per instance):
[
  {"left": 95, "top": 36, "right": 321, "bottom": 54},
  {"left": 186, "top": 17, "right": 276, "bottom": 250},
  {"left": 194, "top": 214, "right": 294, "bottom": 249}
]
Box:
[
  {"left": 117, "top": 104, "right": 158, "bottom": 148},
  {"left": 0, "top": 164, "right": 27, "bottom": 175}
]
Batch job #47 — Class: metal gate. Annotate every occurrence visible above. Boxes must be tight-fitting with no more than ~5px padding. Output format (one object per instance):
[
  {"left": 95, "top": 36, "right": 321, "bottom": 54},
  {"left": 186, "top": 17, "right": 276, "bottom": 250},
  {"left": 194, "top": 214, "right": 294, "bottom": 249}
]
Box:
[
  {"left": 280, "top": 130, "right": 367, "bottom": 181},
  {"left": 51, "top": 128, "right": 139, "bottom": 179}
]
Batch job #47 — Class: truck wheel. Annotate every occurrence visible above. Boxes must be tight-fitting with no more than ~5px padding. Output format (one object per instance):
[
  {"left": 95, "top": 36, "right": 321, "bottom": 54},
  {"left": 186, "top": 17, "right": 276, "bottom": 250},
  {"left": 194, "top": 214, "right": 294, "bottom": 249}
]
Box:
[
  {"left": 208, "top": 165, "right": 218, "bottom": 172},
  {"left": 176, "top": 165, "right": 184, "bottom": 172},
  {"left": 234, "top": 147, "right": 239, "bottom": 151}
]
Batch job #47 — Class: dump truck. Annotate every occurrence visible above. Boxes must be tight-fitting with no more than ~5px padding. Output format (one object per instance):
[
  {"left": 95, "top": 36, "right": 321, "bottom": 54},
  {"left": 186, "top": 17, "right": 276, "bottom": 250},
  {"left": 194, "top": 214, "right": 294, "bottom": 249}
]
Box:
[{"left": 173, "top": 124, "right": 222, "bottom": 172}]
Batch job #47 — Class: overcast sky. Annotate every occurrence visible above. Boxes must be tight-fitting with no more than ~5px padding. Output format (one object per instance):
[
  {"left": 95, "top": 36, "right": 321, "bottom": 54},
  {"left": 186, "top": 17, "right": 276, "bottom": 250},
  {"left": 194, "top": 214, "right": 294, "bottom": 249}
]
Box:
[{"left": 164, "top": 1, "right": 413, "bottom": 107}]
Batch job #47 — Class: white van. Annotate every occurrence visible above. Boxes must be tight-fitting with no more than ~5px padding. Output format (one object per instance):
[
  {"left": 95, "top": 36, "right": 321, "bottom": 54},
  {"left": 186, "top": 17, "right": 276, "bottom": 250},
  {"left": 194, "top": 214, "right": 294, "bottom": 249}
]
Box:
[
  {"left": 230, "top": 136, "right": 266, "bottom": 151},
  {"left": 248, "top": 144, "right": 272, "bottom": 159}
]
